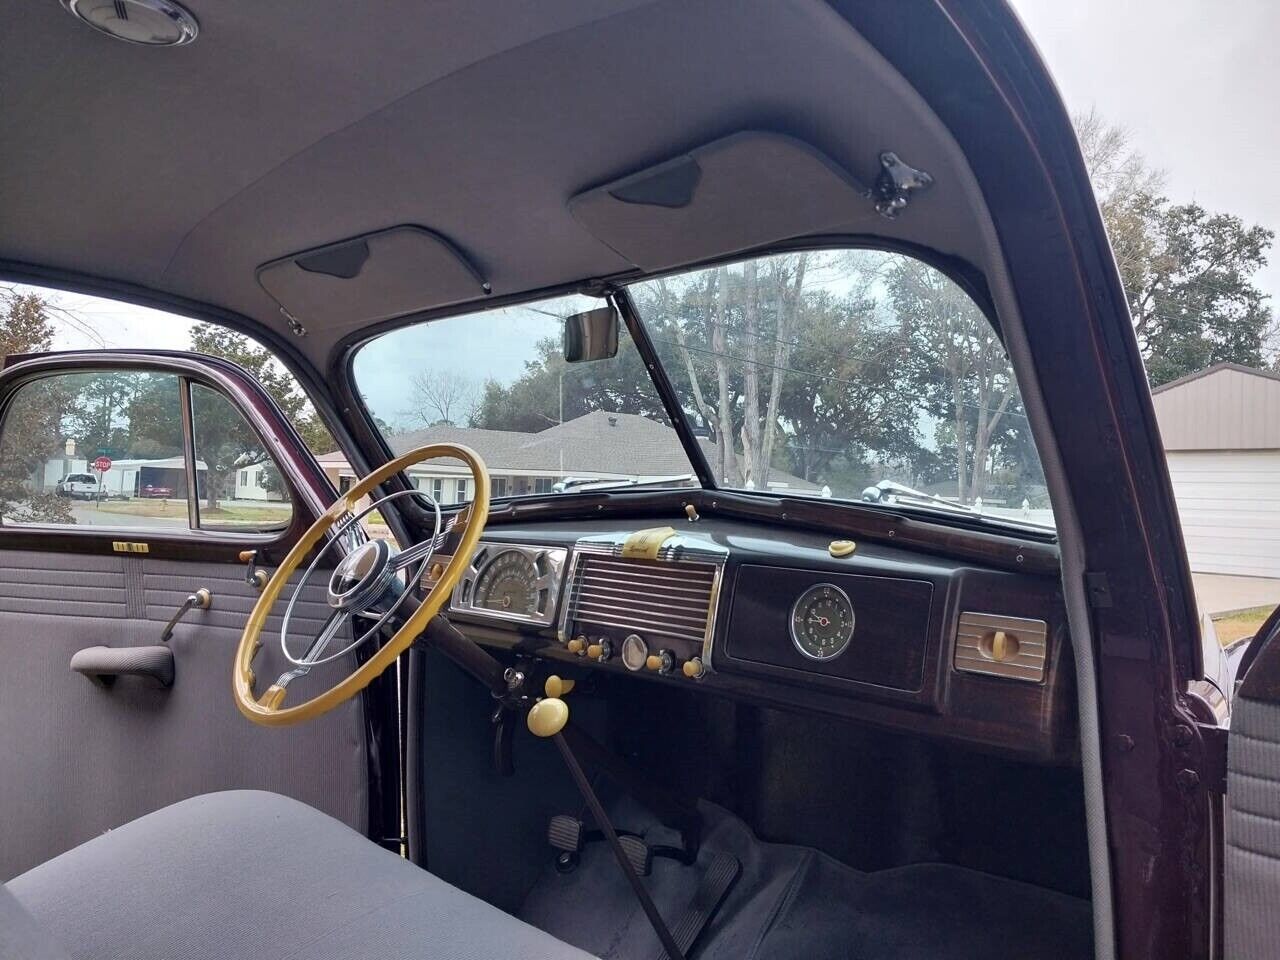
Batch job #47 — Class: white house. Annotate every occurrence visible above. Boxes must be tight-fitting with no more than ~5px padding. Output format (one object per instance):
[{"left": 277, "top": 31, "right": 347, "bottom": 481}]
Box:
[
  {"left": 1153, "top": 363, "right": 1280, "bottom": 578},
  {"left": 234, "top": 462, "right": 287, "bottom": 502}
]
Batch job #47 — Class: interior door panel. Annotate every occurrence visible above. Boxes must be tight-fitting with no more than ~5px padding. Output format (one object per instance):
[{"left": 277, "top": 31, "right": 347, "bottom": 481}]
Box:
[{"left": 0, "top": 548, "right": 367, "bottom": 881}]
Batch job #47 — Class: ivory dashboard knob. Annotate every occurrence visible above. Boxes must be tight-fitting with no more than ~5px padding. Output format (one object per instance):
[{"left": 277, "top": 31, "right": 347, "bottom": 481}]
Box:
[
  {"left": 544, "top": 675, "right": 575, "bottom": 699},
  {"left": 566, "top": 636, "right": 586, "bottom": 655},
  {"left": 587, "top": 640, "right": 612, "bottom": 662},
  {"left": 989, "top": 630, "right": 1019, "bottom": 662},
  {"left": 682, "top": 657, "right": 706, "bottom": 679},
  {"left": 646, "top": 650, "right": 674, "bottom": 674}
]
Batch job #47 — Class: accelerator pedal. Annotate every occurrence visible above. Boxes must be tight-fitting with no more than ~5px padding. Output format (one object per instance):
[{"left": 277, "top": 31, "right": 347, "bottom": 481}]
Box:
[{"left": 654, "top": 852, "right": 741, "bottom": 960}]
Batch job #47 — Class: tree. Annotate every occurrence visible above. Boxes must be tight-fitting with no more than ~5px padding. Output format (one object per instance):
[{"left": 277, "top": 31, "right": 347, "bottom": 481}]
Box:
[
  {"left": 471, "top": 333, "right": 666, "bottom": 433},
  {"left": 0, "top": 290, "right": 72, "bottom": 523},
  {"left": 644, "top": 255, "right": 813, "bottom": 487},
  {"left": 188, "top": 324, "right": 335, "bottom": 453},
  {"left": 1125, "top": 201, "right": 1273, "bottom": 385},
  {"left": 890, "top": 258, "right": 1019, "bottom": 501},
  {"left": 1074, "top": 111, "right": 1274, "bottom": 385},
  {"left": 402, "top": 370, "right": 478, "bottom": 427}
]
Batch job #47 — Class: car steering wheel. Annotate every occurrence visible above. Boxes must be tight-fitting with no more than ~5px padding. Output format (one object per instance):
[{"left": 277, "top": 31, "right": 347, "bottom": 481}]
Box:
[{"left": 234, "top": 443, "right": 490, "bottom": 726}]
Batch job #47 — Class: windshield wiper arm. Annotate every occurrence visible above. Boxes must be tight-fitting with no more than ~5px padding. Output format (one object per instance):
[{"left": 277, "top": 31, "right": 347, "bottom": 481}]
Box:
[
  {"left": 555, "top": 474, "right": 696, "bottom": 493},
  {"left": 863, "top": 479, "right": 979, "bottom": 514}
]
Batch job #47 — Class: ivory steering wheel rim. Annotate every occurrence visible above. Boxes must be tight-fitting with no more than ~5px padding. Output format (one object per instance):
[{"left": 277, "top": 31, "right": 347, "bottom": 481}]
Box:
[{"left": 233, "top": 443, "right": 490, "bottom": 726}]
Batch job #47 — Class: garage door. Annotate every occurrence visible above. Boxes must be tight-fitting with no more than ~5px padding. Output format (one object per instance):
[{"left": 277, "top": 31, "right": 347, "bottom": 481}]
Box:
[{"left": 1166, "top": 450, "right": 1280, "bottom": 577}]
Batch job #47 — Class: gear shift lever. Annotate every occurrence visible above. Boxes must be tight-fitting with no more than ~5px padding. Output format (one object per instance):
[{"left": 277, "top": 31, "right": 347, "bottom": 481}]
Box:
[{"left": 528, "top": 682, "right": 687, "bottom": 960}]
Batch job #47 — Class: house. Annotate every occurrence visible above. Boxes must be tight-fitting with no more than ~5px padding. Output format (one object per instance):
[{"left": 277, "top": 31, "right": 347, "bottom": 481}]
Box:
[
  {"left": 1152, "top": 363, "right": 1280, "bottom": 577},
  {"left": 234, "top": 462, "right": 286, "bottom": 502},
  {"left": 36, "top": 454, "right": 205, "bottom": 499},
  {"left": 316, "top": 410, "right": 820, "bottom": 502}
]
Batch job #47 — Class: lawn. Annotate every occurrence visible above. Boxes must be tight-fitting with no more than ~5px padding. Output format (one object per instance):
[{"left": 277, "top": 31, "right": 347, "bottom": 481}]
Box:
[
  {"left": 93, "top": 499, "right": 292, "bottom": 524},
  {"left": 1212, "top": 605, "right": 1273, "bottom": 646}
]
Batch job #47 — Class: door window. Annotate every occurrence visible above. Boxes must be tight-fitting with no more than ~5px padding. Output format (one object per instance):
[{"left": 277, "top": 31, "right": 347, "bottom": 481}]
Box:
[
  {"left": 0, "top": 371, "right": 292, "bottom": 533},
  {"left": 189, "top": 383, "right": 292, "bottom": 531},
  {"left": 0, "top": 371, "right": 192, "bottom": 528}
]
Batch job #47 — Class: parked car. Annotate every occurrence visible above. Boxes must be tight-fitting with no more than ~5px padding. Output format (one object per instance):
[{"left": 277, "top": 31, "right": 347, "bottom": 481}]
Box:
[
  {"left": 53, "top": 473, "right": 100, "bottom": 500},
  {"left": 0, "top": 3, "right": 1271, "bottom": 960},
  {"left": 139, "top": 484, "right": 173, "bottom": 499}
]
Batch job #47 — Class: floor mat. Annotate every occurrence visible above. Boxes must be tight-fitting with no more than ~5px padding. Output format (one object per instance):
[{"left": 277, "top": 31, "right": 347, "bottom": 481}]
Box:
[{"left": 518, "top": 799, "right": 1093, "bottom": 960}]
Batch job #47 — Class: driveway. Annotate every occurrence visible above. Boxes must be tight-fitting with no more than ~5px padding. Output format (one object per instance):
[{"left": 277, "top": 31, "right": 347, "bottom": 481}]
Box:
[{"left": 1193, "top": 573, "right": 1280, "bottom": 617}]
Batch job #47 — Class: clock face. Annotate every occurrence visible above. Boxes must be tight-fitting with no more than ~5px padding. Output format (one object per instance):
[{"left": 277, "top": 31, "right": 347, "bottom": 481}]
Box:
[{"left": 789, "top": 583, "right": 855, "bottom": 661}]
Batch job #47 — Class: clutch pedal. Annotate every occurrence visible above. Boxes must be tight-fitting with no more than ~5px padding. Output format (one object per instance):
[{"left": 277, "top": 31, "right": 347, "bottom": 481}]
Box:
[{"left": 548, "top": 814, "right": 584, "bottom": 853}]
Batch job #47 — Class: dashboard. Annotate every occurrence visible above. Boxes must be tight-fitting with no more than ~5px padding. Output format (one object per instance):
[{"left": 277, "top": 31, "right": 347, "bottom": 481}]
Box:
[{"left": 437, "top": 514, "right": 1076, "bottom": 764}]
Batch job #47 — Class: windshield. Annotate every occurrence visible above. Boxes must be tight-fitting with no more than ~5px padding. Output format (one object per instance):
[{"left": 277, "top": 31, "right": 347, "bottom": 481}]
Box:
[
  {"left": 628, "top": 250, "right": 1054, "bottom": 529},
  {"left": 352, "top": 294, "right": 695, "bottom": 503},
  {"left": 352, "top": 250, "right": 1053, "bottom": 529}
]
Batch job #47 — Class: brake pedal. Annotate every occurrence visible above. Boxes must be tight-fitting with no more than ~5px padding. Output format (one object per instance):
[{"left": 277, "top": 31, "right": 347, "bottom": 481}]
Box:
[{"left": 618, "top": 834, "right": 653, "bottom": 876}]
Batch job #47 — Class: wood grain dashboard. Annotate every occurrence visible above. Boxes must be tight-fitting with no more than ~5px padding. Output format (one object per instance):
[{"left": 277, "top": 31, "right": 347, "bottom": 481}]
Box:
[{"left": 444, "top": 516, "right": 1078, "bottom": 765}]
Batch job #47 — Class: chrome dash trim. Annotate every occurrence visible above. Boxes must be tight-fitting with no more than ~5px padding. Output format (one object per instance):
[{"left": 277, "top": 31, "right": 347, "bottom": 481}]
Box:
[
  {"left": 448, "top": 542, "right": 567, "bottom": 629},
  {"left": 953, "top": 611, "right": 1048, "bottom": 683},
  {"left": 557, "top": 531, "right": 728, "bottom": 672}
]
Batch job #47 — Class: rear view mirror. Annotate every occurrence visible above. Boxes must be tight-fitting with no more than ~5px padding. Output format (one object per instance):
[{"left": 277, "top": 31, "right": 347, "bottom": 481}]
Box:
[{"left": 563, "top": 306, "right": 619, "bottom": 363}]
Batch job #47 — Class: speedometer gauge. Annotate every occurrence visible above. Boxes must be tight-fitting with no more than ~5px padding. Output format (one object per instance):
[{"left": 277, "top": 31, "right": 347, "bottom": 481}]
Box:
[
  {"left": 789, "top": 583, "right": 855, "bottom": 661},
  {"left": 473, "top": 549, "right": 539, "bottom": 617}
]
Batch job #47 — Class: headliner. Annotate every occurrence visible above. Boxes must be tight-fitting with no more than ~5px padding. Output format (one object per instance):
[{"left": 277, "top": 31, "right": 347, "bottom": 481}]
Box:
[{"left": 2, "top": 0, "right": 1007, "bottom": 369}]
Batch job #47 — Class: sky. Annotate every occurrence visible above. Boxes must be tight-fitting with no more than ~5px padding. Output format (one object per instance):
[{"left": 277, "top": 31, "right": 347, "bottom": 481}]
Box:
[
  {"left": 21, "top": 0, "right": 1280, "bottom": 404},
  {"left": 1009, "top": 0, "right": 1280, "bottom": 304}
]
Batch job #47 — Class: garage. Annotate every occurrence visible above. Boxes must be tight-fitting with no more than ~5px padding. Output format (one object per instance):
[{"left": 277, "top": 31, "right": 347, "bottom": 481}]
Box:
[{"left": 1153, "top": 364, "right": 1280, "bottom": 577}]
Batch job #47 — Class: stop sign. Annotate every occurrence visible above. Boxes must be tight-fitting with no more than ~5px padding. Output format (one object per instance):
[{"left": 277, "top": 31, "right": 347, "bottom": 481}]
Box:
[{"left": 93, "top": 456, "right": 112, "bottom": 472}]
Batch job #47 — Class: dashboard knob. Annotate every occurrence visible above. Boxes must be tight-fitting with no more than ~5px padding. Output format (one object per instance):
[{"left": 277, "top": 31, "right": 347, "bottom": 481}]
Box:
[
  {"left": 681, "top": 657, "right": 705, "bottom": 679},
  {"left": 646, "top": 650, "right": 674, "bottom": 674},
  {"left": 566, "top": 636, "right": 586, "bottom": 655},
  {"left": 587, "top": 640, "right": 612, "bottom": 662},
  {"left": 989, "top": 630, "right": 1019, "bottom": 662}
]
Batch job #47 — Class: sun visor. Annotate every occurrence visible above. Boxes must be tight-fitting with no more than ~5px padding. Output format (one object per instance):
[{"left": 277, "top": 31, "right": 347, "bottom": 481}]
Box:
[
  {"left": 568, "top": 132, "right": 874, "bottom": 271},
  {"left": 256, "top": 226, "right": 489, "bottom": 333}
]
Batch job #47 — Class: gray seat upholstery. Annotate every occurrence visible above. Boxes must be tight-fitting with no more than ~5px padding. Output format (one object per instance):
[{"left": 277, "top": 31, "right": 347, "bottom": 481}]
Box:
[{"left": 4, "top": 790, "right": 591, "bottom": 960}]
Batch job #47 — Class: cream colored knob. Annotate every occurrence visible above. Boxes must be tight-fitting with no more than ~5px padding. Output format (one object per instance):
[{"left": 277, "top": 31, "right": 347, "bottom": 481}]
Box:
[
  {"left": 544, "top": 675, "right": 575, "bottom": 699},
  {"left": 567, "top": 637, "right": 586, "bottom": 655},
  {"left": 646, "top": 650, "right": 674, "bottom": 674},
  {"left": 828, "top": 539, "right": 856, "bottom": 558},
  {"left": 990, "top": 630, "right": 1019, "bottom": 662},
  {"left": 527, "top": 698, "right": 569, "bottom": 738},
  {"left": 587, "top": 643, "right": 603, "bottom": 660},
  {"left": 682, "top": 657, "right": 705, "bottom": 679}
]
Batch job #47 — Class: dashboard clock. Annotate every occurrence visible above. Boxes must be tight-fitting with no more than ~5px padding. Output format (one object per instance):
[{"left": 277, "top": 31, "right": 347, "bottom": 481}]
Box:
[{"left": 789, "top": 583, "right": 855, "bottom": 661}]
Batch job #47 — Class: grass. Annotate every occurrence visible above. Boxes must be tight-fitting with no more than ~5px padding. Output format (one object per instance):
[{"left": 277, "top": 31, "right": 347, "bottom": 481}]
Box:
[
  {"left": 93, "top": 499, "right": 291, "bottom": 524},
  {"left": 91, "top": 499, "right": 391, "bottom": 532},
  {"left": 1211, "top": 605, "right": 1273, "bottom": 646}
]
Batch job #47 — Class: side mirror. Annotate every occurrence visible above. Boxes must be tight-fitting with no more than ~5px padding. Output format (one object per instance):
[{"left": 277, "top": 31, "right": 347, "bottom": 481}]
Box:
[{"left": 563, "top": 306, "right": 619, "bottom": 363}]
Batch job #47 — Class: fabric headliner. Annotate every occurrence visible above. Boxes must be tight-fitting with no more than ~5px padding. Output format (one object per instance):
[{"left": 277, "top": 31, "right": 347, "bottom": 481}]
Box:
[
  {"left": 0, "top": 0, "right": 996, "bottom": 367},
  {"left": 7, "top": 790, "right": 591, "bottom": 960}
]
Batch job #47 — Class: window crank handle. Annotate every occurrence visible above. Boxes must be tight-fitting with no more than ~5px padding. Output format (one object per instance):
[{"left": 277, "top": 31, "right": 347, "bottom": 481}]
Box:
[{"left": 161, "top": 588, "right": 212, "bottom": 642}]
